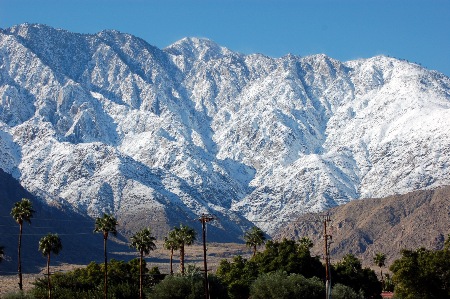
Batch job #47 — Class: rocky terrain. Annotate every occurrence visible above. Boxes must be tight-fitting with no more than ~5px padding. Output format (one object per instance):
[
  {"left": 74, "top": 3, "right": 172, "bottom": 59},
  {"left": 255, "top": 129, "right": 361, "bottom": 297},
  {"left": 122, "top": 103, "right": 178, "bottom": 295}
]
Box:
[
  {"left": 275, "top": 185, "right": 450, "bottom": 266},
  {"left": 0, "top": 23, "right": 449, "bottom": 242}
]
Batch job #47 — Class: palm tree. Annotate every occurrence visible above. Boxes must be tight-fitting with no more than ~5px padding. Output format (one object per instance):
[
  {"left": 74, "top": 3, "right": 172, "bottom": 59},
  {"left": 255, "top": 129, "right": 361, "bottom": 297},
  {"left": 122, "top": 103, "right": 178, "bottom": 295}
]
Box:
[
  {"left": 374, "top": 252, "right": 386, "bottom": 288},
  {"left": 94, "top": 213, "right": 118, "bottom": 299},
  {"left": 244, "top": 226, "right": 266, "bottom": 256},
  {"left": 11, "top": 198, "right": 35, "bottom": 290},
  {"left": 0, "top": 246, "right": 4, "bottom": 263},
  {"left": 130, "top": 227, "right": 156, "bottom": 299},
  {"left": 172, "top": 224, "right": 196, "bottom": 275},
  {"left": 163, "top": 231, "right": 179, "bottom": 275},
  {"left": 39, "top": 233, "right": 62, "bottom": 299}
]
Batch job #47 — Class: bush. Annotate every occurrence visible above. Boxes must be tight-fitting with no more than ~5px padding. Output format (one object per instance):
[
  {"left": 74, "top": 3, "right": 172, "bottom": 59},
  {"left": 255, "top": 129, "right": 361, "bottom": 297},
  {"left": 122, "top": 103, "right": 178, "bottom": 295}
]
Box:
[
  {"left": 148, "top": 274, "right": 203, "bottom": 299},
  {"left": 249, "top": 271, "right": 324, "bottom": 299},
  {"left": 30, "top": 259, "right": 145, "bottom": 299},
  {"left": 3, "top": 292, "right": 35, "bottom": 299},
  {"left": 148, "top": 270, "right": 228, "bottom": 299},
  {"left": 332, "top": 283, "right": 363, "bottom": 299}
]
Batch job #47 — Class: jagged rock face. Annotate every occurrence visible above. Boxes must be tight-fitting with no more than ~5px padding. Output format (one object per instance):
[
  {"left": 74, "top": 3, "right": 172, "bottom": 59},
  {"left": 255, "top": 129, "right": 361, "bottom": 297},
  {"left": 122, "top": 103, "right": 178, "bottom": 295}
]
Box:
[{"left": 1, "top": 24, "right": 449, "bottom": 239}]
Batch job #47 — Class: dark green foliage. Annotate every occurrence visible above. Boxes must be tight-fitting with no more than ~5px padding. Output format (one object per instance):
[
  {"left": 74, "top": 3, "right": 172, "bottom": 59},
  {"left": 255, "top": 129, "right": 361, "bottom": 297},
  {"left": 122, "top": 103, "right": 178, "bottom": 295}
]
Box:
[
  {"left": 331, "top": 283, "right": 363, "bottom": 299},
  {"left": 216, "top": 255, "right": 259, "bottom": 299},
  {"left": 148, "top": 274, "right": 203, "bottom": 299},
  {"left": 148, "top": 271, "right": 228, "bottom": 299},
  {"left": 332, "top": 254, "right": 382, "bottom": 299},
  {"left": 3, "top": 292, "right": 35, "bottom": 299},
  {"left": 31, "top": 259, "right": 147, "bottom": 299},
  {"left": 390, "top": 246, "right": 450, "bottom": 299},
  {"left": 216, "top": 238, "right": 325, "bottom": 298},
  {"left": 249, "top": 271, "right": 324, "bottom": 299},
  {"left": 252, "top": 238, "right": 324, "bottom": 278}
]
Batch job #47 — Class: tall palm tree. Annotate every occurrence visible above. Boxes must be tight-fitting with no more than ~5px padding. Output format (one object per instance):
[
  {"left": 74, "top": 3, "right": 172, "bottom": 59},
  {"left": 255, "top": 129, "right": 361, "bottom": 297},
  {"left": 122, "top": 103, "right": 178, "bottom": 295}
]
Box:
[
  {"left": 11, "top": 198, "right": 35, "bottom": 290},
  {"left": 172, "top": 224, "right": 196, "bottom": 275},
  {"left": 163, "top": 231, "right": 179, "bottom": 275},
  {"left": 130, "top": 227, "right": 156, "bottom": 299},
  {"left": 374, "top": 252, "right": 386, "bottom": 288},
  {"left": 0, "top": 246, "right": 4, "bottom": 263},
  {"left": 244, "top": 226, "right": 266, "bottom": 257},
  {"left": 94, "top": 213, "right": 118, "bottom": 299},
  {"left": 39, "top": 233, "right": 62, "bottom": 299}
]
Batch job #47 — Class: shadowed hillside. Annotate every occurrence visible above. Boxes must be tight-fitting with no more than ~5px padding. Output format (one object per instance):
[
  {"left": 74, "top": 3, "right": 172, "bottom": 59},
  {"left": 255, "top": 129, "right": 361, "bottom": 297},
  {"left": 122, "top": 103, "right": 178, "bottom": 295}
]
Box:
[{"left": 0, "top": 168, "right": 131, "bottom": 274}]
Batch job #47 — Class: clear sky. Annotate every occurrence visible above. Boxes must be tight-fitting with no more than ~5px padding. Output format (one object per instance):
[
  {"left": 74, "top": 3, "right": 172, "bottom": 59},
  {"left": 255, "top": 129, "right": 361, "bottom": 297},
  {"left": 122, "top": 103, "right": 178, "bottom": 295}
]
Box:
[{"left": 1, "top": 0, "right": 449, "bottom": 77}]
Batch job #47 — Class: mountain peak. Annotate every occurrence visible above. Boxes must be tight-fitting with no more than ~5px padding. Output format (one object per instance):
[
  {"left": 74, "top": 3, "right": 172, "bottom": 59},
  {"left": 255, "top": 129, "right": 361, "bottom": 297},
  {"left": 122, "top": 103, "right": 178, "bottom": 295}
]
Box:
[
  {"left": 165, "top": 36, "right": 234, "bottom": 60},
  {"left": 1, "top": 24, "right": 449, "bottom": 240}
]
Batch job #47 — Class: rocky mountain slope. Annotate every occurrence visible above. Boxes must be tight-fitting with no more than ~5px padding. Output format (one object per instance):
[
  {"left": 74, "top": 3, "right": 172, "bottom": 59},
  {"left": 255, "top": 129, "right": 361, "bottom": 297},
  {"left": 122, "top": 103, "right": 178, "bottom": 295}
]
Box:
[
  {"left": 274, "top": 185, "right": 450, "bottom": 267},
  {"left": 1, "top": 23, "right": 449, "bottom": 240}
]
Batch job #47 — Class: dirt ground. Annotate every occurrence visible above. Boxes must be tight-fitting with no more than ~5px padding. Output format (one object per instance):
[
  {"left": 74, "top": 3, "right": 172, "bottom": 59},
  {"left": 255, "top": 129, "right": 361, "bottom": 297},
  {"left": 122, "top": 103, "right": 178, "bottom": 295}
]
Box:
[{"left": 0, "top": 242, "right": 251, "bottom": 296}]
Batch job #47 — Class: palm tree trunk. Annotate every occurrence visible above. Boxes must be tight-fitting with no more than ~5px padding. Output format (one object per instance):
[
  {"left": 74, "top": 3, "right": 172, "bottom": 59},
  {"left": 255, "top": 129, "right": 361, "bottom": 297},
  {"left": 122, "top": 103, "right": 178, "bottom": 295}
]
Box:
[
  {"left": 18, "top": 223, "right": 23, "bottom": 290},
  {"left": 104, "top": 235, "right": 108, "bottom": 299},
  {"left": 253, "top": 245, "right": 257, "bottom": 257},
  {"left": 180, "top": 245, "right": 185, "bottom": 275},
  {"left": 139, "top": 251, "right": 143, "bottom": 299},
  {"left": 169, "top": 248, "right": 174, "bottom": 275},
  {"left": 47, "top": 253, "right": 51, "bottom": 299}
]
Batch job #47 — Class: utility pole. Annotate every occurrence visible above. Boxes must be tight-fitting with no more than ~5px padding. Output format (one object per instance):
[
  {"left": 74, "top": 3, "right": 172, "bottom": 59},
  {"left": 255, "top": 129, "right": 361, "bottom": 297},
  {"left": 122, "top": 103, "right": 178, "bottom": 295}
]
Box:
[
  {"left": 321, "top": 213, "right": 332, "bottom": 299},
  {"left": 199, "top": 213, "right": 214, "bottom": 299}
]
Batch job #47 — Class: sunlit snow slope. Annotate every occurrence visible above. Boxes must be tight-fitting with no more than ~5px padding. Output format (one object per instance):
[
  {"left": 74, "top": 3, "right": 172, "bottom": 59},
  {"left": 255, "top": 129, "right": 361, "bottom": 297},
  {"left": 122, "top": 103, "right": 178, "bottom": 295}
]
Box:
[{"left": 1, "top": 24, "right": 449, "bottom": 238}]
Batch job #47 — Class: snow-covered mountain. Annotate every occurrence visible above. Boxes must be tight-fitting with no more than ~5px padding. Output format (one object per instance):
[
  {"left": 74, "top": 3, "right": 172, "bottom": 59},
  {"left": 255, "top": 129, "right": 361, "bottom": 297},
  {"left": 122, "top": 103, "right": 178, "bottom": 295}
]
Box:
[{"left": 1, "top": 23, "right": 449, "bottom": 239}]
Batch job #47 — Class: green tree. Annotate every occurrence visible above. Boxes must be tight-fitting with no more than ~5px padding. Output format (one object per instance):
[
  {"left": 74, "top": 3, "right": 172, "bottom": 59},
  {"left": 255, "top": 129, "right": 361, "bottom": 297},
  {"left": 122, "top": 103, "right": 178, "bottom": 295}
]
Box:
[
  {"left": 216, "top": 255, "right": 259, "bottom": 299},
  {"left": 148, "top": 273, "right": 203, "bottom": 299},
  {"left": 148, "top": 271, "right": 227, "bottom": 299},
  {"left": 390, "top": 247, "right": 450, "bottom": 299},
  {"left": 130, "top": 227, "right": 156, "bottom": 299},
  {"left": 298, "top": 236, "right": 314, "bottom": 251},
  {"left": 94, "top": 213, "right": 118, "bottom": 299},
  {"left": 332, "top": 254, "right": 381, "bottom": 299},
  {"left": 252, "top": 238, "right": 324, "bottom": 278},
  {"left": 39, "top": 233, "right": 62, "bottom": 299},
  {"left": 31, "top": 259, "right": 142, "bottom": 299},
  {"left": 171, "top": 224, "right": 196, "bottom": 275},
  {"left": 163, "top": 231, "right": 179, "bottom": 275},
  {"left": 243, "top": 227, "right": 266, "bottom": 256},
  {"left": 249, "top": 271, "right": 324, "bottom": 299},
  {"left": 373, "top": 252, "right": 386, "bottom": 288},
  {"left": 11, "top": 198, "right": 35, "bottom": 290},
  {"left": 331, "top": 283, "right": 363, "bottom": 299}
]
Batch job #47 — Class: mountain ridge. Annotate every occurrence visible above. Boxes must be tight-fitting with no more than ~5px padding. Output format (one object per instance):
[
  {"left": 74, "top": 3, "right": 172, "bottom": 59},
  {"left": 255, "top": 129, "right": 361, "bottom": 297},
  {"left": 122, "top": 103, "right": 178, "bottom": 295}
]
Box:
[
  {"left": 274, "top": 185, "right": 450, "bottom": 267},
  {"left": 1, "top": 23, "right": 449, "bottom": 240}
]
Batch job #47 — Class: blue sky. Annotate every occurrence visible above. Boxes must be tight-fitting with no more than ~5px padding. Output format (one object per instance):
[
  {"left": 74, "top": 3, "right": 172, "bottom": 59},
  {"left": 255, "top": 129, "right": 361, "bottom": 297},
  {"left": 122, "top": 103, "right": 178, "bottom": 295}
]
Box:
[{"left": 1, "top": 0, "right": 449, "bottom": 77}]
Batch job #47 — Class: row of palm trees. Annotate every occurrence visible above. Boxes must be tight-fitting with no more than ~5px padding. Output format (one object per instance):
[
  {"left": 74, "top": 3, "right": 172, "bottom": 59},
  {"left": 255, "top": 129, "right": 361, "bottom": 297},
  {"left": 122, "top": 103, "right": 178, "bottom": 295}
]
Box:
[{"left": 5, "top": 198, "right": 207, "bottom": 299}]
